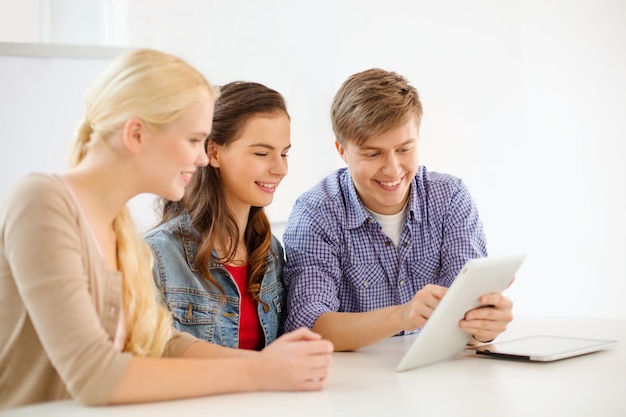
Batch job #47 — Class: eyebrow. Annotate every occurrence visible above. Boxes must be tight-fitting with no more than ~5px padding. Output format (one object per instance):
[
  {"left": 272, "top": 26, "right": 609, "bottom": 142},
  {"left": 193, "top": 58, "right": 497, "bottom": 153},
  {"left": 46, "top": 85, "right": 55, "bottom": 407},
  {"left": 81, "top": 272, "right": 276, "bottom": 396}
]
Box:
[
  {"left": 360, "top": 139, "right": 416, "bottom": 150},
  {"left": 248, "top": 143, "right": 292, "bottom": 151}
]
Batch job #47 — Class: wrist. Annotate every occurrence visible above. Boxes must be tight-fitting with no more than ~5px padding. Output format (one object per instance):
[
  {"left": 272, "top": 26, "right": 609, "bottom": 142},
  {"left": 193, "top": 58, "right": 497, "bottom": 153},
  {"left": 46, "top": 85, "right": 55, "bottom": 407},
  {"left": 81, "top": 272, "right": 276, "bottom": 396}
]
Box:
[
  {"left": 471, "top": 334, "right": 495, "bottom": 344},
  {"left": 388, "top": 304, "right": 413, "bottom": 334},
  {"left": 244, "top": 356, "right": 265, "bottom": 391}
]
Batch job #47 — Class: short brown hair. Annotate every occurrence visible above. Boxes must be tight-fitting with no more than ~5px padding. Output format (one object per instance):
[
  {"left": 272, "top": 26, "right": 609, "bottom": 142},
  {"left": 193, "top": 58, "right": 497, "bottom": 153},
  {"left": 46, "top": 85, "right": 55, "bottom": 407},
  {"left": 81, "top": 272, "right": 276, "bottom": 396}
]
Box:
[{"left": 331, "top": 68, "right": 423, "bottom": 146}]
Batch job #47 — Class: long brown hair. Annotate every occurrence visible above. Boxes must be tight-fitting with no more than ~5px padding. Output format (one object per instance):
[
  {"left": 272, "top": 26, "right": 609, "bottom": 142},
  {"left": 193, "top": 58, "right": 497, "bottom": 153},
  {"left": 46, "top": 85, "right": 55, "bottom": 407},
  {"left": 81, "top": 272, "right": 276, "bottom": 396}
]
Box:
[{"left": 159, "top": 81, "right": 289, "bottom": 306}]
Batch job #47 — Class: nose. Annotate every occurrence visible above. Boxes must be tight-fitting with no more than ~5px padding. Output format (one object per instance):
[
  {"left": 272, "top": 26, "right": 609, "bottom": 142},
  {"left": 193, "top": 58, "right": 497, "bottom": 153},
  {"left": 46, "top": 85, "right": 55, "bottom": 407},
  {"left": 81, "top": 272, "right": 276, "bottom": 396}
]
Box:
[
  {"left": 381, "top": 152, "right": 400, "bottom": 174},
  {"left": 270, "top": 154, "right": 288, "bottom": 177}
]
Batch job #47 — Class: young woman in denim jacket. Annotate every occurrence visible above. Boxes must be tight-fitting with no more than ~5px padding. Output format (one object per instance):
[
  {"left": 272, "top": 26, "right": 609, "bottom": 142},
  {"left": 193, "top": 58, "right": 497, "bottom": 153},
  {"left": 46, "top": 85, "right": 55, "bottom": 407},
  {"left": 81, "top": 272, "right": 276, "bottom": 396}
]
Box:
[{"left": 144, "top": 82, "right": 291, "bottom": 350}]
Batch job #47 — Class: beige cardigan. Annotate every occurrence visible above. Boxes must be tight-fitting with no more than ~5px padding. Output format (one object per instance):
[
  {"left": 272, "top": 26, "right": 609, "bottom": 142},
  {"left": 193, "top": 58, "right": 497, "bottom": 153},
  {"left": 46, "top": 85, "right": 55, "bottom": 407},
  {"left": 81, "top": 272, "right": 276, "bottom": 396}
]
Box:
[{"left": 0, "top": 174, "right": 198, "bottom": 410}]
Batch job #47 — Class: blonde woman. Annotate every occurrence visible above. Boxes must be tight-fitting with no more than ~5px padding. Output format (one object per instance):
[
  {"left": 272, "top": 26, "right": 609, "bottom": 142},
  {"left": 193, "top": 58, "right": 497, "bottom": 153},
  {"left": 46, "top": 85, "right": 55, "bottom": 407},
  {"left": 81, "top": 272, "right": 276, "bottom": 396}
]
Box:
[{"left": 0, "top": 48, "right": 332, "bottom": 411}]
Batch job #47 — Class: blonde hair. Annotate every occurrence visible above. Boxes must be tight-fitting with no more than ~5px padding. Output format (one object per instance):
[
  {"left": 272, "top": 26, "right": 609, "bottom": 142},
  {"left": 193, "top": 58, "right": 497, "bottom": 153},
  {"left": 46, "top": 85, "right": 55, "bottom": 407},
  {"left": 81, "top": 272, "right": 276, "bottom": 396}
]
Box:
[
  {"left": 331, "top": 68, "right": 423, "bottom": 147},
  {"left": 69, "top": 48, "right": 217, "bottom": 357}
]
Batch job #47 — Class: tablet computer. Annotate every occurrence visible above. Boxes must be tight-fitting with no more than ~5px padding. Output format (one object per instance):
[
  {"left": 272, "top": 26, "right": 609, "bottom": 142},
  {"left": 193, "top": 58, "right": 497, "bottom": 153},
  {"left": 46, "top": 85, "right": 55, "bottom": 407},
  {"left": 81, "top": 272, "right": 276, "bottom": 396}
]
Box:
[
  {"left": 463, "top": 335, "right": 618, "bottom": 361},
  {"left": 395, "top": 253, "right": 526, "bottom": 372}
]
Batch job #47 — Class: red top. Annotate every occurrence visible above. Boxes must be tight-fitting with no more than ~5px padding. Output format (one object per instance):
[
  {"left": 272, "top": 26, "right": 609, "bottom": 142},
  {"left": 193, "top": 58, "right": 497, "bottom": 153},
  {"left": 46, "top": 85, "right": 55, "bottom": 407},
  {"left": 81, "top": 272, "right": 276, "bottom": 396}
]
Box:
[{"left": 224, "top": 264, "right": 263, "bottom": 350}]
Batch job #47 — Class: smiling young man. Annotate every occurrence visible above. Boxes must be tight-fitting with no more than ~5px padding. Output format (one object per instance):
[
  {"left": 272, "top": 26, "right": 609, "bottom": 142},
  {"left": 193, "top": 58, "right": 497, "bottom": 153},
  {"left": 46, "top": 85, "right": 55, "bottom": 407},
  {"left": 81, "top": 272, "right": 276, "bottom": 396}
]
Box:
[{"left": 283, "top": 68, "right": 514, "bottom": 351}]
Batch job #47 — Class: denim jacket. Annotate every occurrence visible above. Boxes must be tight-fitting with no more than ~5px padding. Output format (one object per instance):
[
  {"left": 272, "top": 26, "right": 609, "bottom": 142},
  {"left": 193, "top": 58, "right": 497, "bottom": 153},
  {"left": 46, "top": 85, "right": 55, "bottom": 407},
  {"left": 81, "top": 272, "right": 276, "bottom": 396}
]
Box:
[{"left": 144, "top": 212, "right": 286, "bottom": 348}]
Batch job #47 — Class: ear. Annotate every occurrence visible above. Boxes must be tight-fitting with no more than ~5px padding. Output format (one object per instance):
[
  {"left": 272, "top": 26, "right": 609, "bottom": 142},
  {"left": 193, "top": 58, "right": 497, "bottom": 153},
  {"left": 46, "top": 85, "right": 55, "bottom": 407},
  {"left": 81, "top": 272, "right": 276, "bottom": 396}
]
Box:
[
  {"left": 207, "top": 141, "right": 221, "bottom": 168},
  {"left": 335, "top": 140, "right": 348, "bottom": 163},
  {"left": 121, "top": 118, "right": 146, "bottom": 154}
]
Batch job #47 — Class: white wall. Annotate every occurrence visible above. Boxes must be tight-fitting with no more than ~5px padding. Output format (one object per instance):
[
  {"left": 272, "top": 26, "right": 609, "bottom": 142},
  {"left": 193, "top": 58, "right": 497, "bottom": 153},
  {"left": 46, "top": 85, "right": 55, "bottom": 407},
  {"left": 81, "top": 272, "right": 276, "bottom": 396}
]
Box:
[
  {"left": 0, "top": 0, "right": 39, "bottom": 43},
  {"left": 1, "top": 0, "right": 625, "bottom": 319}
]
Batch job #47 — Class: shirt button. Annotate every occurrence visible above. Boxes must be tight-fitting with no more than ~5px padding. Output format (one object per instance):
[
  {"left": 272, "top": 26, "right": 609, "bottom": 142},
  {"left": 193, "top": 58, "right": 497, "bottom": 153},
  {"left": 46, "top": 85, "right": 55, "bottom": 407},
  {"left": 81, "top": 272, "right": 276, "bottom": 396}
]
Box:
[
  {"left": 399, "top": 280, "right": 405, "bottom": 285},
  {"left": 385, "top": 240, "right": 391, "bottom": 246},
  {"left": 403, "top": 242, "right": 408, "bottom": 248},
  {"left": 362, "top": 280, "right": 368, "bottom": 287}
]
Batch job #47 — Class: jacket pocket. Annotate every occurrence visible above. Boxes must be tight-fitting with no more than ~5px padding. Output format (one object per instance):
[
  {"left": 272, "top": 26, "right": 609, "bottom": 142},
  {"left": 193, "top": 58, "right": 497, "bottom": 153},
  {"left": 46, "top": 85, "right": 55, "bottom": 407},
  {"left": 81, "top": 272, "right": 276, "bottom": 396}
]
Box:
[{"left": 169, "top": 300, "right": 217, "bottom": 342}]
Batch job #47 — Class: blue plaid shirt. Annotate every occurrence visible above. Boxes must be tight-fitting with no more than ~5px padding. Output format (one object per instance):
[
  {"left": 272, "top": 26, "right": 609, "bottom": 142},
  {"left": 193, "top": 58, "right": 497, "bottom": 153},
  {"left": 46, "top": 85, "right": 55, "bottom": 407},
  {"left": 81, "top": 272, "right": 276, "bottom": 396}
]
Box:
[{"left": 283, "top": 166, "right": 487, "bottom": 334}]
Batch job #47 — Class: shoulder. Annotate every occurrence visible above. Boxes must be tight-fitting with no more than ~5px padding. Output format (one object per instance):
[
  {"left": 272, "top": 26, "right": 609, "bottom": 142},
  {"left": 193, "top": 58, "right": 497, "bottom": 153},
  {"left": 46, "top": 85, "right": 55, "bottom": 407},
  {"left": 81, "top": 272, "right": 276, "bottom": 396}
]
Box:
[
  {"left": 419, "top": 166, "right": 463, "bottom": 190},
  {"left": 1, "top": 174, "right": 83, "bottom": 256},
  {"left": 410, "top": 167, "right": 482, "bottom": 231},
  {"left": 143, "top": 216, "right": 183, "bottom": 248},
  {"left": 296, "top": 169, "right": 346, "bottom": 206},
  {"left": 269, "top": 234, "right": 285, "bottom": 261},
  {"left": 287, "top": 168, "right": 371, "bottom": 237},
  {"left": 414, "top": 166, "right": 471, "bottom": 202},
  {"left": 291, "top": 168, "right": 353, "bottom": 219},
  {"left": 270, "top": 234, "right": 284, "bottom": 251},
  {"left": 1, "top": 173, "right": 73, "bottom": 221},
  {"left": 6, "top": 173, "right": 66, "bottom": 201}
]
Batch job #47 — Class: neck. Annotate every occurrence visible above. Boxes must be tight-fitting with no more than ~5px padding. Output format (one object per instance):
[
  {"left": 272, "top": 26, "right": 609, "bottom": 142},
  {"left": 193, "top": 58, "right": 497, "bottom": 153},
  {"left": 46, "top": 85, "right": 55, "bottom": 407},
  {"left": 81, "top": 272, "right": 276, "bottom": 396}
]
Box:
[
  {"left": 226, "top": 199, "right": 253, "bottom": 243},
  {"left": 216, "top": 202, "right": 251, "bottom": 265},
  {"left": 64, "top": 152, "right": 138, "bottom": 225}
]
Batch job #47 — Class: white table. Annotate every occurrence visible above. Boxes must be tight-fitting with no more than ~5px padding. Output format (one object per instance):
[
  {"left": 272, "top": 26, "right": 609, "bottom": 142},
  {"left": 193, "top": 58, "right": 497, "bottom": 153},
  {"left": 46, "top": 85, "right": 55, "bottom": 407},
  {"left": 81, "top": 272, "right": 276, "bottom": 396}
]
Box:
[{"left": 2, "top": 316, "right": 624, "bottom": 417}]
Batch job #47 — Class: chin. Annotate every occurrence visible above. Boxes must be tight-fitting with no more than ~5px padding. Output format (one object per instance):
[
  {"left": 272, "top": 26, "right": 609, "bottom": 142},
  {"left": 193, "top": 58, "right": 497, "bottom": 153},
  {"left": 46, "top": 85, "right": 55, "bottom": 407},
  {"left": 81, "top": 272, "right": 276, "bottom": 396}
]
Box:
[{"left": 164, "top": 188, "right": 185, "bottom": 202}]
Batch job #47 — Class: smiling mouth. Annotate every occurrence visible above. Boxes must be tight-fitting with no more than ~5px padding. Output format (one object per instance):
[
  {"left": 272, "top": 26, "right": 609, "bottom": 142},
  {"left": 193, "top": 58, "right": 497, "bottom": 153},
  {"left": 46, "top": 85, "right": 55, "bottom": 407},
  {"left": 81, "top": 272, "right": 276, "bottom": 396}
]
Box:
[
  {"left": 256, "top": 181, "right": 277, "bottom": 190},
  {"left": 377, "top": 178, "right": 402, "bottom": 187}
]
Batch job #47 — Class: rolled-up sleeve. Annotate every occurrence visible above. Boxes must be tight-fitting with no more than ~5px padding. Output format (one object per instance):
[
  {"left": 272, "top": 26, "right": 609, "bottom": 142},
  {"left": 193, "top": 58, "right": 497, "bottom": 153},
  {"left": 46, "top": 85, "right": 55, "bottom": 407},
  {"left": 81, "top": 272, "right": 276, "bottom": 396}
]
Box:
[{"left": 283, "top": 198, "right": 343, "bottom": 332}]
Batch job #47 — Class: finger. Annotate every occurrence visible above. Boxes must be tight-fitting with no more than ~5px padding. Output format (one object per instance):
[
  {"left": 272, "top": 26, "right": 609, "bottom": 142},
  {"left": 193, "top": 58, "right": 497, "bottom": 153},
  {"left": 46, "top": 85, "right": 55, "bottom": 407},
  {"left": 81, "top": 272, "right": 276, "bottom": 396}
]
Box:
[
  {"left": 425, "top": 284, "right": 448, "bottom": 300},
  {"left": 479, "top": 292, "right": 513, "bottom": 308},
  {"left": 419, "top": 286, "right": 447, "bottom": 310},
  {"left": 299, "top": 339, "right": 335, "bottom": 356},
  {"left": 460, "top": 319, "right": 506, "bottom": 337},
  {"left": 301, "top": 355, "right": 332, "bottom": 372},
  {"left": 466, "top": 304, "right": 513, "bottom": 322},
  {"left": 295, "top": 376, "right": 329, "bottom": 391},
  {"left": 279, "top": 327, "right": 323, "bottom": 342},
  {"left": 461, "top": 315, "right": 508, "bottom": 329},
  {"left": 405, "top": 298, "right": 433, "bottom": 323},
  {"left": 283, "top": 367, "right": 331, "bottom": 392},
  {"left": 306, "top": 368, "right": 331, "bottom": 382}
]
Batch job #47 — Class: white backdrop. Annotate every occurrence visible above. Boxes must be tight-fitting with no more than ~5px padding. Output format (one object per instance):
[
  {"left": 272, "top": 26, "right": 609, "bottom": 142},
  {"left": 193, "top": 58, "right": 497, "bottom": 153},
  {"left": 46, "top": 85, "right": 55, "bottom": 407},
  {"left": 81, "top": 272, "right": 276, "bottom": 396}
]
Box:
[{"left": 1, "top": 0, "right": 625, "bottom": 319}]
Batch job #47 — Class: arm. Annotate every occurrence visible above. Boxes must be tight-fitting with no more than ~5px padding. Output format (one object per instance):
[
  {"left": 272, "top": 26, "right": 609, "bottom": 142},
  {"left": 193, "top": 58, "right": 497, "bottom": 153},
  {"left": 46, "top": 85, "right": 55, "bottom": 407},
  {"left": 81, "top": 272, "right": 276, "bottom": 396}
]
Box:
[
  {"left": 313, "top": 283, "right": 447, "bottom": 351},
  {"left": 108, "top": 328, "right": 333, "bottom": 404},
  {"left": 180, "top": 336, "right": 257, "bottom": 358}
]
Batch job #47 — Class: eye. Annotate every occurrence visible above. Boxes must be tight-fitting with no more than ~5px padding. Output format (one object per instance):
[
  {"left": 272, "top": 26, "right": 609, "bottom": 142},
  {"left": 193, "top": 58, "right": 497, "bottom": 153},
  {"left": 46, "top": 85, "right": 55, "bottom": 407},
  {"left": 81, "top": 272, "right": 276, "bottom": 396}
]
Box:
[
  {"left": 254, "top": 152, "right": 269, "bottom": 157},
  {"left": 281, "top": 152, "right": 290, "bottom": 158},
  {"left": 365, "top": 152, "right": 380, "bottom": 158}
]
